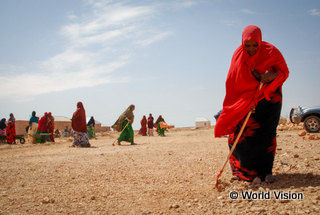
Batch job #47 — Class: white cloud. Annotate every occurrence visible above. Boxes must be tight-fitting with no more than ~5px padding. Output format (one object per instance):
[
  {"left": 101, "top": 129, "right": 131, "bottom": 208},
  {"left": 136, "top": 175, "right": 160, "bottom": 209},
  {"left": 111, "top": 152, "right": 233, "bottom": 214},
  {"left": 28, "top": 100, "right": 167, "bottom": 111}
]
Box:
[
  {"left": 0, "top": 54, "right": 131, "bottom": 100},
  {"left": 173, "top": 0, "right": 197, "bottom": 9},
  {"left": 241, "top": 9, "right": 256, "bottom": 14},
  {"left": 221, "top": 19, "right": 241, "bottom": 27},
  {"left": 309, "top": 9, "right": 320, "bottom": 16},
  {"left": 135, "top": 32, "right": 173, "bottom": 47},
  {"left": 0, "top": 0, "right": 197, "bottom": 101}
]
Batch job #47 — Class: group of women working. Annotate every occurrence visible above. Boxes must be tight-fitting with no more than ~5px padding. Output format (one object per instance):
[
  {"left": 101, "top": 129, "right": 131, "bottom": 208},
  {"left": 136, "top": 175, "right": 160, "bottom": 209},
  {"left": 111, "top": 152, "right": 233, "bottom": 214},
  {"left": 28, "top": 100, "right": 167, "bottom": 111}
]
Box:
[
  {"left": 0, "top": 113, "right": 16, "bottom": 144},
  {"left": 1, "top": 25, "right": 289, "bottom": 184},
  {"left": 138, "top": 114, "right": 170, "bottom": 137},
  {"left": 27, "top": 102, "right": 95, "bottom": 147},
  {"left": 28, "top": 111, "right": 55, "bottom": 143},
  {"left": 111, "top": 105, "right": 171, "bottom": 145}
]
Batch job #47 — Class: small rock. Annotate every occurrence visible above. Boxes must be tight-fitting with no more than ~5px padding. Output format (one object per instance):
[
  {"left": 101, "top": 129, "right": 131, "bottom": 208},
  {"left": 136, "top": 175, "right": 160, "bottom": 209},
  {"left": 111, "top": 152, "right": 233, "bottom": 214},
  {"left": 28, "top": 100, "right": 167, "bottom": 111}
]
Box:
[
  {"left": 169, "top": 204, "right": 179, "bottom": 209},
  {"left": 91, "top": 196, "right": 96, "bottom": 200},
  {"left": 298, "top": 131, "right": 306, "bottom": 136},
  {"left": 293, "top": 154, "right": 299, "bottom": 158},
  {"left": 252, "top": 177, "right": 261, "bottom": 185},
  {"left": 280, "top": 199, "right": 290, "bottom": 203},
  {"left": 313, "top": 157, "right": 319, "bottom": 160},
  {"left": 42, "top": 197, "right": 50, "bottom": 204},
  {"left": 306, "top": 134, "right": 315, "bottom": 140}
]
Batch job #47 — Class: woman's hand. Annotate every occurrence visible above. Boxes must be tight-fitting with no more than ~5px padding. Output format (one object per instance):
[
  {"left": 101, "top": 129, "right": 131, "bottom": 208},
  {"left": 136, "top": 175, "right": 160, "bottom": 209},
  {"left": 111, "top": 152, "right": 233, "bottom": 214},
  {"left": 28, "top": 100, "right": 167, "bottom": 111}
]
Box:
[{"left": 260, "top": 72, "right": 278, "bottom": 83}]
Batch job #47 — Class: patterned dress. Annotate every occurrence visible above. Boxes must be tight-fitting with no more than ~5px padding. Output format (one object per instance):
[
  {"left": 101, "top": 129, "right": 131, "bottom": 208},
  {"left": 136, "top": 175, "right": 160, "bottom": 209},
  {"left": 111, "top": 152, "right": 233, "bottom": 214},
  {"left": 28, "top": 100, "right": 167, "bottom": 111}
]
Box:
[
  {"left": 72, "top": 130, "right": 91, "bottom": 147},
  {"left": 214, "top": 25, "right": 289, "bottom": 181},
  {"left": 228, "top": 88, "right": 281, "bottom": 181},
  {"left": 6, "top": 122, "right": 16, "bottom": 144}
]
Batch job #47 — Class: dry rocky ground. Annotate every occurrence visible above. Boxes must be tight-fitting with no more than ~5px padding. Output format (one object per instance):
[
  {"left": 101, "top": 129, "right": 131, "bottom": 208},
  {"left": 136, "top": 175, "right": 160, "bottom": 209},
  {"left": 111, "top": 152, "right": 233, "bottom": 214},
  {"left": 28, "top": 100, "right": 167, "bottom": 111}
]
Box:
[{"left": 0, "top": 123, "right": 319, "bottom": 215}]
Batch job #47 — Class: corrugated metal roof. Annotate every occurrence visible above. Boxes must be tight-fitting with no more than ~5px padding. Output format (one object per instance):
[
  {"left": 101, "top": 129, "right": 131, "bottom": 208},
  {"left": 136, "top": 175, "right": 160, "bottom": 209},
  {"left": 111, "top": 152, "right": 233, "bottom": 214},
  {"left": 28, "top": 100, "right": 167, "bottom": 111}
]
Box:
[
  {"left": 52, "top": 116, "right": 71, "bottom": 122},
  {"left": 35, "top": 116, "right": 71, "bottom": 122}
]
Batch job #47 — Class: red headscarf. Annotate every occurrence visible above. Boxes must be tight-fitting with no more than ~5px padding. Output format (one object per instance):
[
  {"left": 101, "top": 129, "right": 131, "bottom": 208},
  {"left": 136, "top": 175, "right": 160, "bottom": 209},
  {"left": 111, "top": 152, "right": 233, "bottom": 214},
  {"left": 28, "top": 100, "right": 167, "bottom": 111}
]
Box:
[
  {"left": 140, "top": 115, "right": 147, "bottom": 127},
  {"left": 72, "top": 102, "right": 87, "bottom": 133},
  {"left": 214, "top": 25, "right": 289, "bottom": 137},
  {"left": 38, "top": 113, "right": 48, "bottom": 132}
]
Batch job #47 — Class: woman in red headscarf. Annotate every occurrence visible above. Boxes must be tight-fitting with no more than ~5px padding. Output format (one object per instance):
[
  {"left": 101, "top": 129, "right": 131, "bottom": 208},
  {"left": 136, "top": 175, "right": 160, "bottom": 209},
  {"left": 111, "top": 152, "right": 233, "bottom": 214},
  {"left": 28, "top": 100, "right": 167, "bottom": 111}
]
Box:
[
  {"left": 214, "top": 25, "right": 289, "bottom": 183},
  {"left": 46, "top": 112, "right": 55, "bottom": 142},
  {"left": 138, "top": 115, "right": 147, "bottom": 136},
  {"left": 71, "top": 102, "right": 90, "bottom": 147},
  {"left": 37, "top": 113, "right": 48, "bottom": 143}
]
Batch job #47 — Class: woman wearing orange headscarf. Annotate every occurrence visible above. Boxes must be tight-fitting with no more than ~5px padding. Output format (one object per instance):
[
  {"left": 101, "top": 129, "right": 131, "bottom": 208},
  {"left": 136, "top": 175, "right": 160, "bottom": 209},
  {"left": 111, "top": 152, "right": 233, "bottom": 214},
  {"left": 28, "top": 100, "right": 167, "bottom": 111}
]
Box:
[
  {"left": 71, "top": 102, "right": 90, "bottom": 147},
  {"left": 138, "top": 115, "right": 147, "bottom": 136},
  {"left": 214, "top": 25, "right": 289, "bottom": 183}
]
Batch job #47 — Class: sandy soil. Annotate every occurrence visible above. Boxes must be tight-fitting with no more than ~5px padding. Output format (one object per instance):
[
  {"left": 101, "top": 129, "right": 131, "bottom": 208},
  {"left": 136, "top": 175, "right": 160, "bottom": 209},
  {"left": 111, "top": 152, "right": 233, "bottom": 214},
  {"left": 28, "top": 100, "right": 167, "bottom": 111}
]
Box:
[{"left": 0, "top": 125, "right": 319, "bottom": 215}]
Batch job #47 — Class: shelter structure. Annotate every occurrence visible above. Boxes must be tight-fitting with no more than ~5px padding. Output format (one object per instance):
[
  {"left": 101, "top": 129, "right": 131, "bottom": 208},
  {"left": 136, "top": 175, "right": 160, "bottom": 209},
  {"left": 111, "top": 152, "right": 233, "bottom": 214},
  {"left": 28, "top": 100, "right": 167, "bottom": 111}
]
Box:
[{"left": 195, "top": 118, "right": 211, "bottom": 128}]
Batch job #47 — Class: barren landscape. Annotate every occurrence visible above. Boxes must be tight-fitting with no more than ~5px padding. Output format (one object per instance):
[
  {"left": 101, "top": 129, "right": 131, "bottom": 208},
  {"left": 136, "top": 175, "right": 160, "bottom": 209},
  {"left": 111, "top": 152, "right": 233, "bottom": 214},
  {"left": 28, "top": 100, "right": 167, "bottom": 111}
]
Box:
[{"left": 0, "top": 123, "right": 319, "bottom": 214}]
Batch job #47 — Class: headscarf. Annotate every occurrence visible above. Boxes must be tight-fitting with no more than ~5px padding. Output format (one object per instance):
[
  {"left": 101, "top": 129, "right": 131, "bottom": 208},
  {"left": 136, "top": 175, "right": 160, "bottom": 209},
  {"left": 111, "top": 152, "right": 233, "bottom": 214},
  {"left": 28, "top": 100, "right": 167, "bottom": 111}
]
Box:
[
  {"left": 72, "top": 102, "right": 87, "bottom": 133},
  {"left": 87, "top": 116, "right": 95, "bottom": 127},
  {"left": 214, "top": 25, "right": 289, "bottom": 137},
  {"left": 155, "top": 115, "right": 165, "bottom": 125},
  {"left": 148, "top": 113, "right": 154, "bottom": 128},
  {"left": 38, "top": 113, "right": 48, "bottom": 132},
  {"left": 140, "top": 115, "right": 147, "bottom": 126},
  {"left": 8, "top": 113, "right": 15, "bottom": 124},
  {"left": 111, "top": 104, "right": 135, "bottom": 132},
  {"left": 0, "top": 118, "right": 6, "bottom": 129},
  {"left": 47, "top": 112, "right": 54, "bottom": 126},
  {"left": 29, "top": 111, "right": 39, "bottom": 124}
]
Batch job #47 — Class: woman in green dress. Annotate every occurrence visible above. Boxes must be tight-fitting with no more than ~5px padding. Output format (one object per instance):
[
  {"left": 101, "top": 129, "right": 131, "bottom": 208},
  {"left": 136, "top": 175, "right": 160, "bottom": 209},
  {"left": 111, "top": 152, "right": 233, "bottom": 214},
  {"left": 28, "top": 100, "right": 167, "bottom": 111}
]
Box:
[
  {"left": 155, "top": 115, "right": 166, "bottom": 136},
  {"left": 112, "top": 104, "right": 136, "bottom": 145},
  {"left": 87, "top": 116, "right": 96, "bottom": 139}
]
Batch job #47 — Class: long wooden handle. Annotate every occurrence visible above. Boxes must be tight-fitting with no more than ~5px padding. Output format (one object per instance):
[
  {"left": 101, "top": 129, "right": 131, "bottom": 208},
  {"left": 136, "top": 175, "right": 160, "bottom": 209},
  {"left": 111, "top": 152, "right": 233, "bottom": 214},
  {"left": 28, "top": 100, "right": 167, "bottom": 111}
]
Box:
[
  {"left": 215, "top": 70, "right": 269, "bottom": 190},
  {"left": 220, "top": 109, "right": 253, "bottom": 171},
  {"left": 112, "top": 121, "right": 130, "bottom": 145}
]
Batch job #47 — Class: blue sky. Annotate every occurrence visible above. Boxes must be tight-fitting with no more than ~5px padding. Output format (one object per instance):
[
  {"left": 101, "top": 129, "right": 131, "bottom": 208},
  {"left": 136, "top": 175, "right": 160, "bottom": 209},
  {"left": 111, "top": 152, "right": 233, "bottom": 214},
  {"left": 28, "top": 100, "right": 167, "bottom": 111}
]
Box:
[{"left": 1, "top": 0, "right": 319, "bottom": 130}]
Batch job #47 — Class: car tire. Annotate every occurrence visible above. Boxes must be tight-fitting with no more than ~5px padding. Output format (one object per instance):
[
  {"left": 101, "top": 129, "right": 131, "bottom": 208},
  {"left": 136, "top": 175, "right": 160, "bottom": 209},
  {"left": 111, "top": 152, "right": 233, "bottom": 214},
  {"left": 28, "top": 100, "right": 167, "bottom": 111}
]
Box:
[{"left": 303, "top": 116, "right": 320, "bottom": 133}]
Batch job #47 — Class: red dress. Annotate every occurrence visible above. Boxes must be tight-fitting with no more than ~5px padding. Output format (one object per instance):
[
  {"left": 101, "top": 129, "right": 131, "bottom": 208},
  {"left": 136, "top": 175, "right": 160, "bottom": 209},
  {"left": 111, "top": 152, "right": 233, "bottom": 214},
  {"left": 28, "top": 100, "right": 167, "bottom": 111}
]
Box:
[
  {"left": 6, "top": 122, "right": 16, "bottom": 144},
  {"left": 138, "top": 116, "right": 147, "bottom": 136}
]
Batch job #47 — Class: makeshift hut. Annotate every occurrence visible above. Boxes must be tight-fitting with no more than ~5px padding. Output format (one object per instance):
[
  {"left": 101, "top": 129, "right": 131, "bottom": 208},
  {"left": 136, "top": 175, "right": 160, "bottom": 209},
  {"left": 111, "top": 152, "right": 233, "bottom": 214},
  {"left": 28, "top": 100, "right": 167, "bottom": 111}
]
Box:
[{"left": 195, "top": 118, "right": 211, "bottom": 128}]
